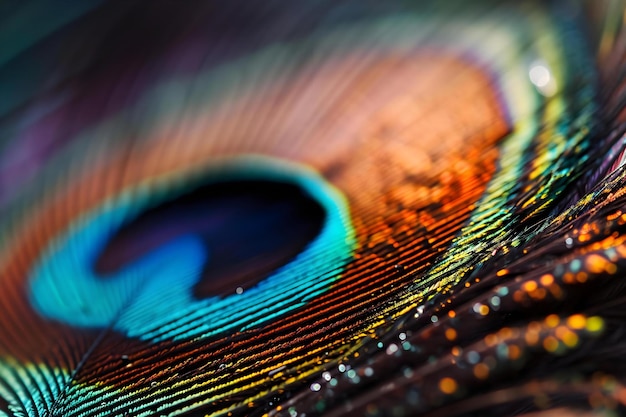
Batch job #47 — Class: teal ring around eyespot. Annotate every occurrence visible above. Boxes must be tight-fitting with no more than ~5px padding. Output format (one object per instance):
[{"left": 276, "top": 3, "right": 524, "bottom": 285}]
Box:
[{"left": 28, "top": 155, "right": 357, "bottom": 342}]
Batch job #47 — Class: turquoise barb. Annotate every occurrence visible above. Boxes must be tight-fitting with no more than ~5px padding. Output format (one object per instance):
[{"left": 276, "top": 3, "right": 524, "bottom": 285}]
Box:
[{"left": 29, "top": 157, "right": 356, "bottom": 342}]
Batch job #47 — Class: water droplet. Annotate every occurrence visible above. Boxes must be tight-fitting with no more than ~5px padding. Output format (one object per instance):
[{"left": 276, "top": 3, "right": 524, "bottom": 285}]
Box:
[
  {"left": 386, "top": 344, "right": 399, "bottom": 355},
  {"left": 490, "top": 296, "right": 501, "bottom": 308},
  {"left": 120, "top": 354, "right": 132, "bottom": 368},
  {"left": 529, "top": 61, "right": 557, "bottom": 96},
  {"left": 467, "top": 351, "right": 480, "bottom": 364}
]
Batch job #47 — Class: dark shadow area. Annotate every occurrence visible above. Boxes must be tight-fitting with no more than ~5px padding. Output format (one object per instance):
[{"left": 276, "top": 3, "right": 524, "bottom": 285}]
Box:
[{"left": 94, "top": 179, "right": 326, "bottom": 297}]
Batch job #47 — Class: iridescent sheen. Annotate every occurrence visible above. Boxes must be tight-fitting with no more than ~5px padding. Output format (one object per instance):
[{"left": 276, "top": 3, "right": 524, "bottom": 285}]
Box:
[{"left": 0, "top": 1, "right": 625, "bottom": 417}]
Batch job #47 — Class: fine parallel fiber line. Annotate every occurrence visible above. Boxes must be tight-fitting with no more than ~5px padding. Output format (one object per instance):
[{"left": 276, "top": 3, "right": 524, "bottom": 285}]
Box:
[{"left": 1, "top": 1, "right": 626, "bottom": 416}]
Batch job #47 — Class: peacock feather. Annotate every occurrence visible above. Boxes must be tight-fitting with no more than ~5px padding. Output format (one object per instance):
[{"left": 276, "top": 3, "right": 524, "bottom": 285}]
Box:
[{"left": 1, "top": 0, "right": 626, "bottom": 416}]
